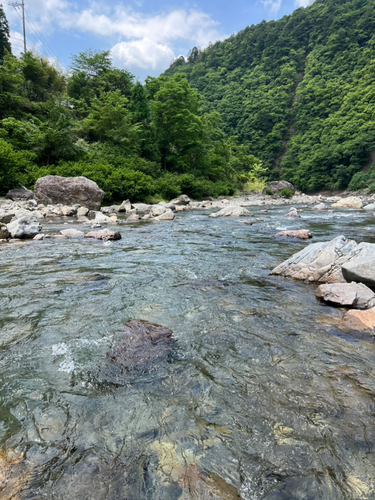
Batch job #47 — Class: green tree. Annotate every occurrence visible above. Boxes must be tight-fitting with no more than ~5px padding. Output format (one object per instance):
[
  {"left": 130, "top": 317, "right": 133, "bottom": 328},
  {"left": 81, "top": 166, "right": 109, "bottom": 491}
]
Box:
[{"left": 0, "top": 4, "right": 11, "bottom": 62}]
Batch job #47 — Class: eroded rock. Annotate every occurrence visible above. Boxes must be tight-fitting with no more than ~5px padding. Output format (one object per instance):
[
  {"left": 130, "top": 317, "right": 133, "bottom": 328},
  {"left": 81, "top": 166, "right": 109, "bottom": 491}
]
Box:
[
  {"left": 209, "top": 206, "right": 251, "bottom": 218},
  {"left": 34, "top": 175, "right": 104, "bottom": 210},
  {"left": 315, "top": 282, "right": 375, "bottom": 309},
  {"left": 274, "top": 230, "right": 312, "bottom": 239},
  {"left": 6, "top": 217, "right": 42, "bottom": 239}
]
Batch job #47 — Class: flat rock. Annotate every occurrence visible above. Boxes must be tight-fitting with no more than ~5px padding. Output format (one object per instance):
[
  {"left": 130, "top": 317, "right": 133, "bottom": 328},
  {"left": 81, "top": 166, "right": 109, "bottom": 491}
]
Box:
[
  {"left": 315, "top": 282, "right": 375, "bottom": 309},
  {"left": 84, "top": 229, "right": 121, "bottom": 241},
  {"left": 6, "top": 217, "right": 42, "bottom": 239},
  {"left": 107, "top": 319, "right": 173, "bottom": 371},
  {"left": 363, "top": 203, "right": 375, "bottom": 210},
  {"left": 33, "top": 233, "right": 44, "bottom": 240},
  {"left": 34, "top": 175, "right": 104, "bottom": 210},
  {"left": 6, "top": 188, "right": 34, "bottom": 201},
  {"left": 342, "top": 307, "right": 375, "bottom": 333},
  {"left": 274, "top": 230, "right": 312, "bottom": 239},
  {"left": 341, "top": 242, "right": 375, "bottom": 287},
  {"left": 60, "top": 229, "right": 85, "bottom": 237},
  {"left": 331, "top": 197, "right": 363, "bottom": 209},
  {"left": 270, "top": 235, "right": 358, "bottom": 283},
  {"left": 132, "top": 203, "right": 153, "bottom": 213},
  {"left": 209, "top": 206, "right": 251, "bottom": 218}
]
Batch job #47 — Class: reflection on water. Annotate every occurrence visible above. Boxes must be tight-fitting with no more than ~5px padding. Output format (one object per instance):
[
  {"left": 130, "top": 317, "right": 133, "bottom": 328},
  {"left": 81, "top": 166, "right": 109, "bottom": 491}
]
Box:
[{"left": 1, "top": 205, "right": 375, "bottom": 499}]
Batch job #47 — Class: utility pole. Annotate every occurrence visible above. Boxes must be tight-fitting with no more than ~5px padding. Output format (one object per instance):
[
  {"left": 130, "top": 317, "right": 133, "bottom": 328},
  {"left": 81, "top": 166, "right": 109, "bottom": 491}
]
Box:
[{"left": 9, "top": 0, "right": 26, "bottom": 53}]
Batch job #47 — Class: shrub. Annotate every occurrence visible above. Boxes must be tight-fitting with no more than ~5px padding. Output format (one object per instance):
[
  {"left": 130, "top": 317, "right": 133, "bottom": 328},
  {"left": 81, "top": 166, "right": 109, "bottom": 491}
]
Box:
[
  {"left": 281, "top": 188, "right": 292, "bottom": 198},
  {"left": 265, "top": 188, "right": 273, "bottom": 195}
]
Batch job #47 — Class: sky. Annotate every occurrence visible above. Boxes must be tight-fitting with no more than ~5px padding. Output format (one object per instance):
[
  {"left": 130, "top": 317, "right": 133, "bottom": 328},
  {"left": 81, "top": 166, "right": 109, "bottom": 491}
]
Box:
[{"left": 4, "top": 0, "right": 311, "bottom": 81}]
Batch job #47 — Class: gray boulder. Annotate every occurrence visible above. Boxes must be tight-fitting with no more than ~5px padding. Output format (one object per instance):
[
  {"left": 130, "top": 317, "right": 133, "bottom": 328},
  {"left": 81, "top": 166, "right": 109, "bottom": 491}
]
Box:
[
  {"left": 270, "top": 235, "right": 358, "bottom": 283},
  {"left": 132, "top": 203, "right": 153, "bottom": 213},
  {"left": 210, "top": 206, "right": 251, "bottom": 218},
  {"left": 118, "top": 199, "right": 132, "bottom": 212},
  {"left": 154, "top": 209, "right": 175, "bottom": 220},
  {"left": 150, "top": 205, "right": 166, "bottom": 218},
  {"left": 6, "top": 217, "right": 42, "bottom": 239},
  {"left": 6, "top": 189, "right": 34, "bottom": 201},
  {"left": 341, "top": 243, "right": 375, "bottom": 287},
  {"left": 315, "top": 282, "right": 375, "bottom": 309},
  {"left": 263, "top": 181, "right": 295, "bottom": 195},
  {"left": 77, "top": 206, "right": 89, "bottom": 218},
  {"left": 170, "top": 194, "right": 191, "bottom": 206},
  {"left": 34, "top": 175, "right": 104, "bottom": 210},
  {"left": 0, "top": 210, "right": 15, "bottom": 224}
]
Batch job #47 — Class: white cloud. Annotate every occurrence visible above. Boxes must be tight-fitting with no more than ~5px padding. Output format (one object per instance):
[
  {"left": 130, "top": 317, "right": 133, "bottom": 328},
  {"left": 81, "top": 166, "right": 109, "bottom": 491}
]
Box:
[
  {"left": 294, "top": 0, "right": 314, "bottom": 6},
  {"left": 111, "top": 38, "right": 175, "bottom": 71},
  {"left": 9, "top": 30, "right": 24, "bottom": 56},
  {"left": 262, "top": 0, "right": 282, "bottom": 14}
]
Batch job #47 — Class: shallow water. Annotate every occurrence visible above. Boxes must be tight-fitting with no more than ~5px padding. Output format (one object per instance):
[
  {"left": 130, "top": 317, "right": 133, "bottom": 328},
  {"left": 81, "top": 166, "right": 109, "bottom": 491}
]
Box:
[{"left": 1, "top": 205, "right": 375, "bottom": 499}]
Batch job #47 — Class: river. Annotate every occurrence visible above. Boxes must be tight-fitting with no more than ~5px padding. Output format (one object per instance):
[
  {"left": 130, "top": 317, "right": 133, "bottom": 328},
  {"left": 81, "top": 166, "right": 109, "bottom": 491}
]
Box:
[{"left": 1, "top": 204, "right": 375, "bottom": 499}]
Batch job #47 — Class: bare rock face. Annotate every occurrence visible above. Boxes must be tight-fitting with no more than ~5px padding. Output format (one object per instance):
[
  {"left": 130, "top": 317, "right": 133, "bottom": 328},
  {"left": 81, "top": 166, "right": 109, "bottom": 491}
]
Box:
[
  {"left": 341, "top": 243, "right": 375, "bottom": 288},
  {"left": 107, "top": 320, "right": 174, "bottom": 371},
  {"left": 209, "top": 206, "right": 251, "bottom": 218},
  {"left": 274, "top": 230, "right": 312, "bottom": 239},
  {"left": 315, "top": 282, "right": 375, "bottom": 309},
  {"left": 263, "top": 181, "right": 295, "bottom": 195},
  {"left": 84, "top": 229, "right": 121, "bottom": 241},
  {"left": 342, "top": 307, "right": 375, "bottom": 333},
  {"left": 34, "top": 175, "right": 104, "bottom": 210},
  {"left": 170, "top": 194, "right": 191, "bottom": 206},
  {"left": 6, "top": 217, "right": 42, "bottom": 239},
  {"left": 6, "top": 188, "right": 34, "bottom": 201}
]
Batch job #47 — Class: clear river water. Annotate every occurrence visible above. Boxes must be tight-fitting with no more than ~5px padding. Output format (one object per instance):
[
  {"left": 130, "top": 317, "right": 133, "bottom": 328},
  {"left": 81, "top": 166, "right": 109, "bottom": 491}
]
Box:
[{"left": 1, "top": 204, "right": 375, "bottom": 500}]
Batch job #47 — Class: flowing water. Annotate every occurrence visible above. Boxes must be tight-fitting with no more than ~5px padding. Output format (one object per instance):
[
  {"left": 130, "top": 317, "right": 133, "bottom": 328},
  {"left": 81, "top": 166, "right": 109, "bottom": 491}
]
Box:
[{"left": 1, "top": 205, "right": 375, "bottom": 500}]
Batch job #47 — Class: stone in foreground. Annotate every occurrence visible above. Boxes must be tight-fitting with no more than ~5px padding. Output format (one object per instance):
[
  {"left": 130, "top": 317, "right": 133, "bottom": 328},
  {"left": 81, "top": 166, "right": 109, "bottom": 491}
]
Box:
[
  {"left": 34, "top": 175, "right": 104, "bottom": 210},
  {"left": 341, "top": 243, "right": 375, "bottom": 288},
  {"left": 107, "top": 319, "right": 173, "bottom": 371},
  {"left": 315, "top": 282, "right": 375, "bottom": 309},
  {"left": 274, "top": 230, "right": 312, "bottom": 239},
  {"left": 84, "top": 229, "right": 121, "bottom": 241},
  {"left": 263, "top": 181, "right": 295, "bottom": 195},
  {"left": 330, "top": 197, "right": 363, "bottom": 209},
  {"left": 6, "top": 217, "right": 42, "bottom": 239},
  {"left": 6, "top": 188, "right": 34, "bottom": 201},
  {"left": 210, "top": 206, "right": 251, "bottom": 218},
  {"left": 270, "top": 235, "right": 358, "bottom": 283},
  {"left": 342, "top": 307, "right": 375, "bottom": 333}
]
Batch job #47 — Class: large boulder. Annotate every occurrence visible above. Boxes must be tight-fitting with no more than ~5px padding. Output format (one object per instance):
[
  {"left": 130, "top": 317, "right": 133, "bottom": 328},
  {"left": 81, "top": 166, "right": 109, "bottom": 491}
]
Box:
[
  {"left": 34, "top": 175, "right": 104, "bottom": 210},
  {"left": 209, "top": 206, "right": 251, "bottom": 218},
  {"left": 270, "top": 235, "right": 358, "bottom": 283},
  {"left": 149, "top": 205, "right": 166, "bottom": 218},
  {"left": 315, "top": 282, "right": 375, "bottom": 309},
  {"left": 263, "top": 181, "right": 295, "bottom": 195},
  {"left": 330, "top": 197, "right": 363, "bottom": 209},
  {"left": 6, "top": 188, "right": 34, "bottom": 201},
  {"left": 170, "top": 194, "right": 191, "bottom": 206},
  {"left": 154, "top": 209, "right": 175, "bottom": 220},
  {"left": 6, "top": 217, "right": 42, "bottom": 239},
  {"left": 341, "top": 243, "right": 375, "bottom": 287}
]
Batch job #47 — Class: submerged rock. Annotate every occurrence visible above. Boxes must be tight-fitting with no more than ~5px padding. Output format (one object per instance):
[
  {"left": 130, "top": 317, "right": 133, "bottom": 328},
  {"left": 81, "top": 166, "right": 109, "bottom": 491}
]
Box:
[
  {"left": 342, "top": 307, "right": 375, "bottom": 333},
  {"left": 315, "top": 282, "right": 375, "bottom": 309},
  {"left": 274, "top": 230, "right": 312, "bottom": 239},
  {"left": 209, "top": 206, "right": 251, "bottom": 218},
  {"left": 107, "top": 319, "right": 174, "bottom": 371},
  {"left": 34, "top": 175, "right": 104, "bottom": 210},
  {"left": 6, "top": 216, "right": 42, "bottom": 239},
  {"left": 60, "top": 229, "right": 85, "bottom": 237},
  {"left": 84, "top": 229, "right": 121, "bottom": 241}
]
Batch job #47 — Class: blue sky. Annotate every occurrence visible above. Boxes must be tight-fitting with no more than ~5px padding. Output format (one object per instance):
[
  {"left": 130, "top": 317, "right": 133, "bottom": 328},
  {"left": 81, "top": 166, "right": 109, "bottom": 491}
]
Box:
[{"left": 4, "top": 0, "right": 311, "bottom": 81}]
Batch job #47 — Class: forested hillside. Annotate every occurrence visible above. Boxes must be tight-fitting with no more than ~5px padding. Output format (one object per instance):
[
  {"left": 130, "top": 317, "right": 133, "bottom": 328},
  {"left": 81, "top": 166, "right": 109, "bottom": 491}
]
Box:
[
  {"left": 0, "top": 6, "right": 263, "bottom": 202},
  {"left": 165, "top": 0, "right": 375, "bottom": 192}
]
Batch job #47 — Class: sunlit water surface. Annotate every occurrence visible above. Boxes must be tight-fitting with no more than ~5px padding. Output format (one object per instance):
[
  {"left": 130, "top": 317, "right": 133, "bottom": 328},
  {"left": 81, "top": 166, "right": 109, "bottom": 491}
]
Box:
[{"left": 1, "top": 205, "right": 375, "bottom": 500}]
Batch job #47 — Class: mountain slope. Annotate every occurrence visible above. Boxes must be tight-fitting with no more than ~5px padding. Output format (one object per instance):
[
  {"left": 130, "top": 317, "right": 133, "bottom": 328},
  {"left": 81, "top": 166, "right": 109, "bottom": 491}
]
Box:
[{"left": 164, "top": 0, "right": 375, "bottom": 191}]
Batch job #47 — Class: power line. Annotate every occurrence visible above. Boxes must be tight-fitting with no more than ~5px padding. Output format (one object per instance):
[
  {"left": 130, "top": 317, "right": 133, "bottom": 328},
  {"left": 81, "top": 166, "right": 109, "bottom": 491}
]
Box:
[
  {"left": 25, "top": 16, "right": 60, "bottom": 61},
  {"left": 8, "top": 0, "right": 26, "bottom": 53}
]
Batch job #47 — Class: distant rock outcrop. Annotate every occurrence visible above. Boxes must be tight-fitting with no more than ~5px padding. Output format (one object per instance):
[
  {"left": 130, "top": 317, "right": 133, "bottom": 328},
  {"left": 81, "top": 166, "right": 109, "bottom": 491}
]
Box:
[{"left": 263, "top": 181, "right": 295, "bottom": 195}]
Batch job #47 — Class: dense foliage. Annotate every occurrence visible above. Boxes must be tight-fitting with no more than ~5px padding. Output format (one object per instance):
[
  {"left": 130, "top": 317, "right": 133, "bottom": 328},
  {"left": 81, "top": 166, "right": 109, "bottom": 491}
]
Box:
[
  {"left": 165, "top": 0, "right": 375, "bottom": 191},
  {"left": 0, "top": 29, "right": 263, "bottom": 201}
]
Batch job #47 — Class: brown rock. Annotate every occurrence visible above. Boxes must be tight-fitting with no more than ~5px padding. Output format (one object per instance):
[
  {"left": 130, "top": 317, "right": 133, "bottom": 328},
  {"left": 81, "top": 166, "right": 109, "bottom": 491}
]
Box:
[
  {"left": 107, "top": 319, "right": 173, "bottom": 371},
  {"left": 84, "top": 229, "right": 121, "bottom": 241},
  {"left": 342, "top": 307, "right": 375, "bottom": 333},
  {"left": 315, "top": 282, "right": 375, "bottom": 309},
  {"left": 274, "top": 230, "right": 312, "bottom": 239},
  {"left": 34, "top": 175, "right": 104, "bottom": 210}
]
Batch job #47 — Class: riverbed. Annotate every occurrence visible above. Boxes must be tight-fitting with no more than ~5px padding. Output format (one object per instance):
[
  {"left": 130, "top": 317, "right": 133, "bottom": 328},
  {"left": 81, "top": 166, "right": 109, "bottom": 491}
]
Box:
[{"left": 1, "top": 205, "right": 375, "bottom": 499}]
